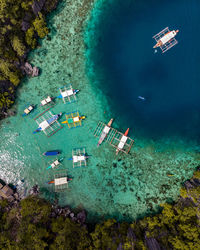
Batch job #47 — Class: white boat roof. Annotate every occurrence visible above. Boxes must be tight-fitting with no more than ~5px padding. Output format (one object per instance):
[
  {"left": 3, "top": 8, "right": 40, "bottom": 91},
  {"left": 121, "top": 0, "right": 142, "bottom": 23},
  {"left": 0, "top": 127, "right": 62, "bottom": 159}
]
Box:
[
  {"left": 103, "top": 125, "right": 110, "bottom": 134},
  {"left": 51, "top": 160, "right": 59, "bottom": 167},
  {"left": 39, "top": 120, "right": 49, "bottom": 130},
  {"left": 73, "top": 155, "right": 85, "bottom": 162},
  {"left": 61, "top": 89, "right": 73, "bottom": 97},
  {"left": 73, "top": 116, "right": 80, "bottom": 122},
  {"left": 160, "top": 31, "right": 176, "bottom": 44},
  {"left": 121, "top": 135, "right": 128, "bottom": 143},
  {"left": 54, "top": 177, "right": 68, "bottom": 186},
  {"left": 118, "top": 141, "right": 125, "bottom": 150},
  {"left": 28, "top": 106, "right": 33, "bottom": 110},
  {"left": 117, "top": 136, "right": 128, "bottom": 149},
  {"left": 46, "top": 96, "right": 52, "bottom": 102},
  {"left": 24, "top": 108, "right": 30, "bottom": 114},
  {"left": 41, "top": 96, "right": 51, "bottom": 105},
  {"left": 41, "top": 100, "right": 47, "bottom": 105}
]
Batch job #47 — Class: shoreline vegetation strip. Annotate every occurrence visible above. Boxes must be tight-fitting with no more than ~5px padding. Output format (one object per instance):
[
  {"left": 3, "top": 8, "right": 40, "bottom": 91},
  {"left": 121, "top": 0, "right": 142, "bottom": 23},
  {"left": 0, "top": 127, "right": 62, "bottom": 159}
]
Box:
[{"left": 0, "top": 169, "right": 200, "bottom": 249}]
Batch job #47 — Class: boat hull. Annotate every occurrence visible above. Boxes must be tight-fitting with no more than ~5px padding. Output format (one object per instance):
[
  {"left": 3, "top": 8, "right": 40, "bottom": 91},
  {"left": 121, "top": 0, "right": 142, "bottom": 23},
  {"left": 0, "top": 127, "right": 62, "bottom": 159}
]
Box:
[{"left": 43, "top": 151, "right": 60, "bottom": 156}]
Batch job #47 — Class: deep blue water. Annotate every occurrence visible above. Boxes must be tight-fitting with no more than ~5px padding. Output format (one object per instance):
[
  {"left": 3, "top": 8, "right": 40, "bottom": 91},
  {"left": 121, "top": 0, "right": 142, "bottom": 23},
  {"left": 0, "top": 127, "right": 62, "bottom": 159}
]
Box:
[{"left": 90, "top": 0, "right": 200, "bottom": 140}]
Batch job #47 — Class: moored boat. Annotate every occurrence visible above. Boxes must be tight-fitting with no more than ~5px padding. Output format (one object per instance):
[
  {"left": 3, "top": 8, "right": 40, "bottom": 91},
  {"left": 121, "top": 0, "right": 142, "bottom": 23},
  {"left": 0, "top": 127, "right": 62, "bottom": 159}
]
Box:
[
  {"left": 47, "top": 177, "right": 72, "bottom": 184},
  {"left": 46, "top": 158, "right": 63, "bottom": 169},
  {"left": 116, "top": 128, "right": 129, "bottom": 155},
  {"left": 41, "top": 96, "right": 53, "bottom": 106},
  {"left": 153, "top": 29, "right": 179, "bottom": 48},
  {"left": 97, "top": 118, "right": 113, "bottom": 146},
  {"left": 33, "top": 112, "right": 62, "bottom": 133},
  {"left": 22, "top": 105, "right": 34, "bottom": 116},
  {"left": 43, "top": 151, "right": 61, "bottom": 156},
  {"left": 57, "top": 89, "right": 79, "bottom": 99}
]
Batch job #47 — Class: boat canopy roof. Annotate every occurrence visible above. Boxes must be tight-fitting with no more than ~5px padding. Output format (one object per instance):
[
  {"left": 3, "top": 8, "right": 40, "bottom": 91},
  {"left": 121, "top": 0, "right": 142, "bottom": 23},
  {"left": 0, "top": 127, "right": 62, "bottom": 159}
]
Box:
[
  {"left": 39, "top": 120, "right": 49, "bottom": 130},
  {"left": 118, "top": 135, "right": 128, "bottom": 149},
  {"left": 103, "top": 125, "right": 110, "bottom": 134},
  {"left": 73, "top": 116, "right": 80, "bottom": 122},
  {"left": 54, "top": 177, "right": 68, "bottom": 186},
  {"left": 160, "top": 31, "right": 175, "bottom": 44},
  {"left": 51, "top": 160, "right": 60, "bottom": 168},
  {"left": 61, "top": 89, "right": 73, "bottom": 97},
  {"left": 73, "top": 155, "right": 85, "bottom": 163}
]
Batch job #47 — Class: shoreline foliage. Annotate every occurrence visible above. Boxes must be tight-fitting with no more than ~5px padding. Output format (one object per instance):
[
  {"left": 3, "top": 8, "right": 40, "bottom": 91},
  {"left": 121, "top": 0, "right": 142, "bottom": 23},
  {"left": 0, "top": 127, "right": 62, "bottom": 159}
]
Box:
[
  {"left": 0, "top": 169, "right": 199, "bottom": 249},
  {"left": 0, "top": 0, "right": 59, "bottom": 118}
]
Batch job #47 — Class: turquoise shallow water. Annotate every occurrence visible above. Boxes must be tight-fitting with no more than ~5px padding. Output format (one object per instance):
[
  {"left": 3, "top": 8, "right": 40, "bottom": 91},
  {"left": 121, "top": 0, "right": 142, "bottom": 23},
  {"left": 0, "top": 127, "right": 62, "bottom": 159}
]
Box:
[{"left": 0, "top": 0, "right": 199, "bottom": 222}]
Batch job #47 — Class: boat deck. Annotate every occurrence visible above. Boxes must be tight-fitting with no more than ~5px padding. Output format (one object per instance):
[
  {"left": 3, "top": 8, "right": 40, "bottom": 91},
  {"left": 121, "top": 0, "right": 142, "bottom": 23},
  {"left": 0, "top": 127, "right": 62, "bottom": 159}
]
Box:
[
  {"left": 54, "top": 170, "right": 69, "bottom": 192},
  {"left": 153, "top": 27, "right": 178, "bottom": 53},
  {"left": 34, "top": 109, "right": 63, "bottom": 137}
]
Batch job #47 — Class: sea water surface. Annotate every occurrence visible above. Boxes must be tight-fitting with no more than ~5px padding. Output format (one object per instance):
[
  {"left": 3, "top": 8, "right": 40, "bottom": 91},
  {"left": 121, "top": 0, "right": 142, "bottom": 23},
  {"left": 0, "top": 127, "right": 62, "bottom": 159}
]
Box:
[{"left": 0, "top": 0, "right": 199, "bottom": 222}]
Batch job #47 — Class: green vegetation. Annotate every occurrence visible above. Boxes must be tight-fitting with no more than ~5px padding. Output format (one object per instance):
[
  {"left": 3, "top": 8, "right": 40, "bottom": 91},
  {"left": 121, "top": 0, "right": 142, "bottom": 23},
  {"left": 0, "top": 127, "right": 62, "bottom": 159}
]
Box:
[
  {"left": 0, "top": 0, "right": 59, "bottom": 118},
  {"left": 0, "top": 169, "right": 200, "bottom": 249}
]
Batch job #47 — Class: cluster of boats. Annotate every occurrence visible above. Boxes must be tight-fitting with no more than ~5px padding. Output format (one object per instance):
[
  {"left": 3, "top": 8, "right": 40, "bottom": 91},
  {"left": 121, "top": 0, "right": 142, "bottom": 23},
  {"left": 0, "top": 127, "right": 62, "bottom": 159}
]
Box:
[
  {"left": 96, "top": 118, "right": 132, "bottom": 155},
  {"left": 22, "top": 85, "right": 90, "bottom": 188}
]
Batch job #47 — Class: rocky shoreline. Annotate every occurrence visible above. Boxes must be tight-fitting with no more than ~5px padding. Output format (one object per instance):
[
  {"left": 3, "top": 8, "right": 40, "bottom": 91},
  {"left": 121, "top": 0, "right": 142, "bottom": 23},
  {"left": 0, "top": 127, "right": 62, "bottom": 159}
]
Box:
[
  {"left": 0, "top": 0, "right": 60, "bottom": 120},
  {"left": 1, "top": 183, "right": 87, "bottom": 225}
]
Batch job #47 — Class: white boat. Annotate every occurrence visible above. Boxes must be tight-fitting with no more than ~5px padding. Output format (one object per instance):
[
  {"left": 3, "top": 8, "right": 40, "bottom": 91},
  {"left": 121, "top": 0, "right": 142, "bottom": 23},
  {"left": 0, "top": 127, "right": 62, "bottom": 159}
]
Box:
[
  {"left": 23, "top": 105, "right": 34, "bottom": 116},
  {"left": 153, "top": 27, "right": 179, "bottom": 53},
  {"left": 116, "top": 128, "right": 129, "bottom": 155},
  {"left": 41, "top": 96, "right": 52, "bottom": 106},
  {"left": 97, "top": 118, "right": 113, "bottom": 146}
]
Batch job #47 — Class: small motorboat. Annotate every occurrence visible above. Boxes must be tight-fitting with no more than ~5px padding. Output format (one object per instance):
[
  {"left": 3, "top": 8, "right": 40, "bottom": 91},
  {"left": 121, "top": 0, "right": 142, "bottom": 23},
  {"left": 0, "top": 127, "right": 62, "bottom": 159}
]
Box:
[
  {"left": 97, "top": 118, "right": 113, "bottom": 146},
  {"left": 116, "top": 128, "right": 129, "bottom": 155},
  {"left": 138, "top": 96, "right": 145, "bottom": 101},
  {"left": 22, "top": 105, "right": 34, "bottom": 116},
  {"left": 43, "top": 151, "right": 61, "bottom": 156},
  {"left": 46, "top": 158, "right": 63, "bottom": 169},
  {"left": 40, "top": 96, "right": 53, "bottom": 106}
]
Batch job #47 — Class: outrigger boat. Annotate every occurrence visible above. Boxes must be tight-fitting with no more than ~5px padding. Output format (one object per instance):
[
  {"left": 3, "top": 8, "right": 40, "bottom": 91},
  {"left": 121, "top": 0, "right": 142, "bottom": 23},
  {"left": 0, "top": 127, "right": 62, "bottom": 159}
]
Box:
[
  {"left": 46, "top": 158, "right": 63, "bottom": 169},
  {"left": 153, "top": 27, "right": 179, "bottom": 53},
  {"left": 97, "top": 118, "right": 113, "bottom": 146},
  {"left": 33, "top": 112, "right": 62, "bottom": 133},
  {"left": 40, "top": 96, "right": 53, "bottom": 106},
  {"left": 57, "top": 89, "right": 79, "bottom": 99},
  {"left": 43, "top": 151, "right": 61, "bottom": 156},
  {"left": 69, "top": 148, "right": 89, "bottom": 167},
  {"left": 47, "top": 177, "right": 72, "bottom": 184},
  {"left": 57, "top": 84, "right": 79, "bottom": 104},
  {"left": 61, "top": 111, "right": 85, "bottom": 128},
  {"left": 116, "top": 128, "right": 129, "bottom": 155},
  {"left": 22, "top": 105, "right": 34, "bottom": 116}
]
